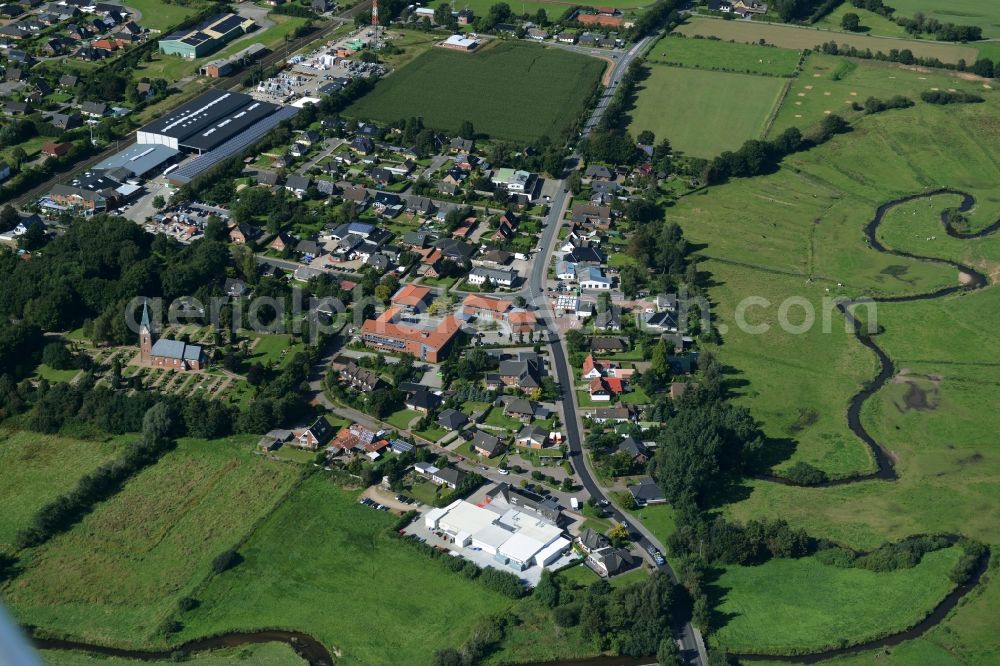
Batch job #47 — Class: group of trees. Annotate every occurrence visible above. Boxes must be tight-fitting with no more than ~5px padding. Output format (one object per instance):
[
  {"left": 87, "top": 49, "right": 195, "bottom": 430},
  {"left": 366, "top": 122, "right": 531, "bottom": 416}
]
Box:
[
  {"left": 15, "top": 402, "right": 176, "bottom": 549},
  {"left": 921, "top": 90, "right": 985, "bottom": 105},
  {"left": 815, "top": 40, "right": 999, "bottom": 77},
  {"left": 580, "top": 573, "right": 678, "bottom": 658}
]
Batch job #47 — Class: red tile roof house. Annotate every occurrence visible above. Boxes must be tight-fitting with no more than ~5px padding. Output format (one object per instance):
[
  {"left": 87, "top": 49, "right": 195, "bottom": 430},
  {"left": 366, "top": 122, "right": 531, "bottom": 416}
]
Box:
[
  {"left": 582, "top": 354, "right": 619, "bottom": 380},
  {"left": 461, "top": 294, "right": 513, "bottom": 321},
  {"left": 589, "top": 377, "right": 625, "bottom": 402}
]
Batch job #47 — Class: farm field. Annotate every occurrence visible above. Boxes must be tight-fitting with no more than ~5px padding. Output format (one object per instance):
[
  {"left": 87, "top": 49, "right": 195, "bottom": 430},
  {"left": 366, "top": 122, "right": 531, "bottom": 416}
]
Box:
[
  {"left": 767, "top": 53, "right": 995, "bottom": 138},
  {"left": 0, "top": 431, "right": 127, "bottom": 549},
  {"left": 648, "top": 34, "right": 802, "bottom": 77},
  {"left": 3, "top": 436, "right": 301, "bottom": 647},
  {"left": 710, "top": 548, "right": 962, "bottom": 654},
  {"left": 673, "top": 15, "right": 978, "bottom": 64},
  {"left": 43, "top": 643, "right": 306, "bottom": 666},
  {"left": 889, "top": 0, "right": 1000, "bottom": 39},
  {"left": 176, "top": 474, "right": 515, "bottom": 665},
  {"left": 628, "top": 65, "right": 787, "bottom": 157},
  {"left": 346, "top": 42, "right": 605, "bottom": 143}
]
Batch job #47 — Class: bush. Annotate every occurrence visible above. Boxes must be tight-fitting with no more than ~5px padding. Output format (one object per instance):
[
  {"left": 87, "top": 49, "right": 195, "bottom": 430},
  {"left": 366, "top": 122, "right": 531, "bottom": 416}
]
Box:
[
  {"left": 177, "top": 596, "right": 199, "bottom": 612},
  {"left": 920, "top": 90, "right": 984, "bottom": 105},
  {"left": 553, "top": 604, "right": 580, "bottom": 627},
  {"left": 479, "top": 566, "right": 527, "bottom": 598},
  {"left": 949, "top": 539, "right": 988, "bottom": 584},
  {"left": 211, "top": 549, "right": 242, "bottom": 574},
  {"left": 783, "top": 461, "right": 828, "bottom": 485}
]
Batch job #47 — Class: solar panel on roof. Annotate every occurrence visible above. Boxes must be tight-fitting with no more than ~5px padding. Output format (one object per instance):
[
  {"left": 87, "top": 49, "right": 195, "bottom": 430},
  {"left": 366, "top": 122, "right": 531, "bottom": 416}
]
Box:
[{"left": 210, "top": 14, "right": 244, "bottom": 34}]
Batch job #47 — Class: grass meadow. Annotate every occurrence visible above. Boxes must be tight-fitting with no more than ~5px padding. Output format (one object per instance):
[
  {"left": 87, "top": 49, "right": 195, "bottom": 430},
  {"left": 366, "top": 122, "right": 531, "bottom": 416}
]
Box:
[
  {"left": 768, "top": 53, "right": 996, "bottom": 138},
  {"left": 3, "top": 436, "right": 301, "bottom": 647},
  {"left": 648, "top": 34, "right": 802, "bottom": 77},
  {"left": 888, "top": 0, "right": 1000, "bottom": 39},
  {"left": 628, "top": 65, "right": 787, "bottom": 157},
  {"left": 710, "top": 548, "right": 962, "bottom": 654},
  {"left": 177, "top": 474, "right": 513, "bottom": 665},
  {"left": 42, "top": 643, "right": 306, "bottom": 666},
  {"left": 813, "top": 3, "right": 911, "bottom": 39},
  {"left": 346, "top": 42, "right": 605, "bottom": 143},
  {"left": 674, "top": 16, "right": 978, "bottom": 64},
  {"left": 666, "top": 82, "right": 1000, "bottom": 659},
  {"left": 0, "top": 431, "right": 127, "bottom": 549}
]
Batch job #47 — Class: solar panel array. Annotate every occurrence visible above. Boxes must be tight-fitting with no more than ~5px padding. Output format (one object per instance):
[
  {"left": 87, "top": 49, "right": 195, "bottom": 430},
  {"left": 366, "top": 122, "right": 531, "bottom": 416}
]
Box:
[{"left": 169, "top": 105, "right": 299, "bottom": 184}]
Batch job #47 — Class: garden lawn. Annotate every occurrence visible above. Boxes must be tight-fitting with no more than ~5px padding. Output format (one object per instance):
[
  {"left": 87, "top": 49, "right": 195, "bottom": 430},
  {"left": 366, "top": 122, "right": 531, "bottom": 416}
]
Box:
[
  {"left": 3, "top": 436, "right": 301, "bottom": 646},
  {"left": 673, "top": 15, "right": 978, "bottom": 64},
  {"left": 42, "top": 642, "right": 305, "bottom": 666},
  {"left": 0, "top": 431, "right": 127, "bottom": 549},
  {"left": 177, "top": 474, "right": 512, "bottom": 665},
  {"left": 385, "top": 407, "right": 421, "bottom": 430},
  {"left": 711, "top": 548, "right": 961, "bottom": 654},
  {"left": 626, "top": 503, "right": 676, "bottom": 550},
  {"left": 248, "top": 333, "right": 306, "bottom": 368},
  {"left": 34, "top": 364, "right": 80, "bottom": 383},
  {"left": 346, "top": 42, "right": 605, "bottom": 143},
  {"left": 629, "top": 65, "right": 786, "bottom": 157},
  {"left": 122, "top": 0, "right": 211, "bottom": 32},
  {"left": 648, "top": 34, "right": 801, "bottom": 77}
]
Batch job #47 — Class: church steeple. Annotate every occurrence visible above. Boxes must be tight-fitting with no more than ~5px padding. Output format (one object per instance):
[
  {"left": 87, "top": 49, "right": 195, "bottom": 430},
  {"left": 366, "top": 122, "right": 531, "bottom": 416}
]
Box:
[{"left": 139, "top": 300, "right": 154, "bottom": 364}]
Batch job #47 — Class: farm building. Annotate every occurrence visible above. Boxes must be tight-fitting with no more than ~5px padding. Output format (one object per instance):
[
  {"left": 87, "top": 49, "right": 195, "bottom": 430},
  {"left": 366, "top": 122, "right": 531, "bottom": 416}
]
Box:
[{"left": 440, "top": 34, "right": 480, "bottom": 51}]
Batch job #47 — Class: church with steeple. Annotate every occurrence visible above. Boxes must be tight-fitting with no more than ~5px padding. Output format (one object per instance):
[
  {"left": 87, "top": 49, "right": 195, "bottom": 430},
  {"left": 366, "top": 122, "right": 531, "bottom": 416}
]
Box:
[{"left": 138, "top": 300, "right": 207, "bottom": 371}]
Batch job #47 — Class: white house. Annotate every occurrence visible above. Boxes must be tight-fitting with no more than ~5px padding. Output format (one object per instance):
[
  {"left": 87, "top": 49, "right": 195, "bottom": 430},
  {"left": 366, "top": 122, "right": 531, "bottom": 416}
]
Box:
[
  {"left": 468, "top": 266, "right": 516, "bottom": 288},
  {"left": 491, "top": 168, "right": 535, "bottom": 194}
]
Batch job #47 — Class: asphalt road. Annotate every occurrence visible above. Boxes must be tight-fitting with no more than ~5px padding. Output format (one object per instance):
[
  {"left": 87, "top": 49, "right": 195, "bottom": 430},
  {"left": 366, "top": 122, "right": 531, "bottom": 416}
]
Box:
[{"left": 527, "top": 36, "right": 709, "bottom": 664}]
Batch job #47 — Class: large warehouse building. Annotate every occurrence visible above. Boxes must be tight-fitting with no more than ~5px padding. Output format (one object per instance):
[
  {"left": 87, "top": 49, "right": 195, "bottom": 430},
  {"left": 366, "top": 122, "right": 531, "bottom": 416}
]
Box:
[
  {"left": 158, "top": 13, "right": 256, "bottom": 59},
  {"left": 136, "top": 89, "right": 282, "bottom": 154}
]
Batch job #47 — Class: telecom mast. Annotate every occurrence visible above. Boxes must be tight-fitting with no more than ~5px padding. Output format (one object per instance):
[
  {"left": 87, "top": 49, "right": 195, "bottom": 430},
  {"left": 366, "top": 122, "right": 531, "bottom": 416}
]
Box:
[{"left": 371, "top": 0, "right": 379, "bottom": 50}]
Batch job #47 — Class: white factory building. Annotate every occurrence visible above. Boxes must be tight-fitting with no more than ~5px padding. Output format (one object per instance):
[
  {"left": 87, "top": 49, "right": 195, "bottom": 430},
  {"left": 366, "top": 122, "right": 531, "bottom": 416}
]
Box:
[{"left": 424, "top": 498, "right": 570, "bottom": 571}]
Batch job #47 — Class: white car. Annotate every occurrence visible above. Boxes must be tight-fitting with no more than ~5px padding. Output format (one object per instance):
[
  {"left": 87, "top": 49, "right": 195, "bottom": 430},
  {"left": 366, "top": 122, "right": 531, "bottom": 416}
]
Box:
[{"left": 497, "top": 468, "right": 510, "bottom": 476}]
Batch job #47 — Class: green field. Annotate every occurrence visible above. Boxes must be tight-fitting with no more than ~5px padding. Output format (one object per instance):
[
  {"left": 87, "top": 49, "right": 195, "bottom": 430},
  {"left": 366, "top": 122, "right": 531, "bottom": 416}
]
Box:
[
  {"left": 176, "top": 474, "right": 513, "bottom": 665},
  {"left": 346, "top": 41, "right": 606, "bottom": 142},
  {"left": 813, "top": 3, "right": 911, "bottom": 38},
  {"left": 3, "top": 436, "right": 301, "bottom": 646},
  {"left": 43, "top": 643, "right": 306, "bottom": 666},
  {"left": 648, "top": 35, "right": 802, "bottom": 77},
  {"left": 664, "top": 83, "right": 1000, "bottom": 660},
  {"left": 629, "top": 65, "right": 787, "bottom": 157},
  {"left": 0, "top": 431, "right": 126, "bottom": 549},
  {"left": 122, "top": 0, "right": 211, "bottom": 32},
  {"left": 674, "top": 15, "right": 978, "bottom": 64},
  {"left": 768, "top": 52, "right": 995, "bottom": 138},
  {"left": 429, "top": 0, "right": 658, "bottom": 17},
  {"left": 247, "top": 333, "right": 307, "bottom": 368},
  {"left": 888, "top": 0, "right": 1000, "bottom": 39},
  {"left": 711, "top": 548, "right": 962, "bottom": 653}
]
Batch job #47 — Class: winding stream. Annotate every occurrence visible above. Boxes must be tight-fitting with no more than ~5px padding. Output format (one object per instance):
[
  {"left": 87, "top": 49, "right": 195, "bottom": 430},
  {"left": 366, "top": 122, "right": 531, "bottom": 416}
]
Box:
[
  {"left": 32, "top": 191, "right": 999, "bottom": 666},
  {"left": 769, "top": 188, "right": 1000, "bottom": 486}
]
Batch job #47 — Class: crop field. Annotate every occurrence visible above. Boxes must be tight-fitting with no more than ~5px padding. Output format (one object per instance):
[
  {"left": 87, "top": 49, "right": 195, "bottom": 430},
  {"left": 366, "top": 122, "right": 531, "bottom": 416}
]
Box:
[
  {"left": 768, "top": 53, "right": 995, "bottom": 137},
  {"left": 628, "top": 65, "right": 786, "bottom": 157},
  {"left": 0, "top": 431, "right": 127, "bottom": 549},
  {"left": 648, "top": 35, "right": 802, "bottom": 77},
  {"left": 711, "top": 548, "right": 961, "bottom": 653},
  {"left": 889, "top": 0, "right": 1000, "bottom": 39},
  {"left": 3, "top": 437, "right": 301, "bottom": 646},
  {"left": 43, "top": 643, "right": 306, "bottom": 666},
  {"left": 346, "top": 42, "right": 605, "bottom": 143},
  {"left": 176, "top": 474, "right": 513, "bottom": 665},
  {"left": 674, "top": 16, "right": 978, "bottom": 64},
  {"left": 666, "top": 88, "right": 1000, "bottom": 660}
]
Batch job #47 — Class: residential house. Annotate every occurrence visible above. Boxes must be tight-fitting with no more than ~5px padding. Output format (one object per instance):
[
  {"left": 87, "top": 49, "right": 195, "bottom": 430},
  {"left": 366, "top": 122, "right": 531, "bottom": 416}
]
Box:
[
  {"left": 449, "top": 136, "right": 473, "bottom": 153},
  {"left": 404, "top": 388, "right": 441, "bottom": 414},
  {"left": 508, "top": 310, "right": 537, "bottom": 334},
  {"left": 471, "top": 430, "right": 505, "bottom": 458},
  {"left": 461, "top": 293, "right": 512, "bottom": 321},
  {"left": 581, "top": 354, "right": 618, "bottom": 380},
  {"left": 58, "top": 74, "right": 79, "bottom": 88},
  {"left": 618, "top": 436, "right": 649, "bottom": 464},
  {"left": 497, "top": 355, "right": 543, "bottom": 394},
  {"left": 468, "top": 266, "right": 516, "bottom": 288},
  {"left": 593, "top": 305, "right": 622, "bottom": 331},
  {"left": 577, "top": 266, "right": 611, "bottom": 291},
  {"left": 586, "top": 406, "right": 633, "bottom": 423},
  {"left": 339, "top": 360, "right": 382, "bottom": 391},
  {"left": 627, "top": 476, "right": 666, "bottom": 506},
  {"left": 503, "top": 397, "right": 536, "bottom": 423},
  {"left": 50, "top": 112, "right": 82, "bottom": 131},
  {"left": 223, "top": 278, "right": 247, "bottom": 298},
  {"left": 584, "top": 164, "right": 614, "bottom": 181},
  {"left": 588, "top": 547, "right": 635, "bottom": 577},
  {"left": 590, "top": 336, "right": 628, "bottom": 354},
  {"left": 577, "top": 527, "right": 611, "bottom": 554},
  {"left": 430, "top": 465, "right": 466, "bottom": 489},
  {"left": 515, "top": 424, "right": 548, "bottom": 449},
  {"left": 296, "top": 417, "right": 333, "bottom": 450},
  {"left": 79, "top": 100, "right": 107, "bottom": 117},
  {"left": 589, "top": 377, "right": 625, "bottom": 401},
  {"left": 284, "top": 174, "right": 311, "bottom": 198},
  {"left": 228, "top": 223, "right": 260, "bottom": 244},
  {"left": 437, "top": 409, "right": 469, "bottom": 431},
  {"left": 341, "top": 183, "right": 369, "bottom": 207}
]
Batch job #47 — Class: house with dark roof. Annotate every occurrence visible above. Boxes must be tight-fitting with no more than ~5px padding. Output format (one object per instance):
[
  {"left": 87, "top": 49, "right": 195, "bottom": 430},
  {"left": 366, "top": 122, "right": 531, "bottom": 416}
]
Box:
[
  {"left": 515, "top": 424, "right": 548, "bottom": 449},
  {"left": 618, "top": 436, "right": 649, "bottom": 464},
  {"left": 471, "top": 430, "right": 505, "bottom": 458},
  {"left": 627, "top": 476, "right": 666, "bottom": 507},
  {"left": 437, "top": 409, "right": 469, "bottom": 431},
  {"left": 296, "top": 417, "right": 333, "bottom": 450},
  {"left": 485, "top": 482, "right": 561, "bottom": 523},
  {"left": 588, "top": 546, "right": 635, "bottom": 577},
  {"left": 497, "top": 355, "right": 543, "bottom": 395},
  {"left": 405, "top": 388, "right": 442, "bottom": 414},
  {"left": 590, "top": 336, "right": 628, "bottom": 353},
  {"left": 339, "top": 360, "right": 382, "bottom": 391},
  {"left": 577, "top": 527, "right": 611, "bottom": 553}
]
